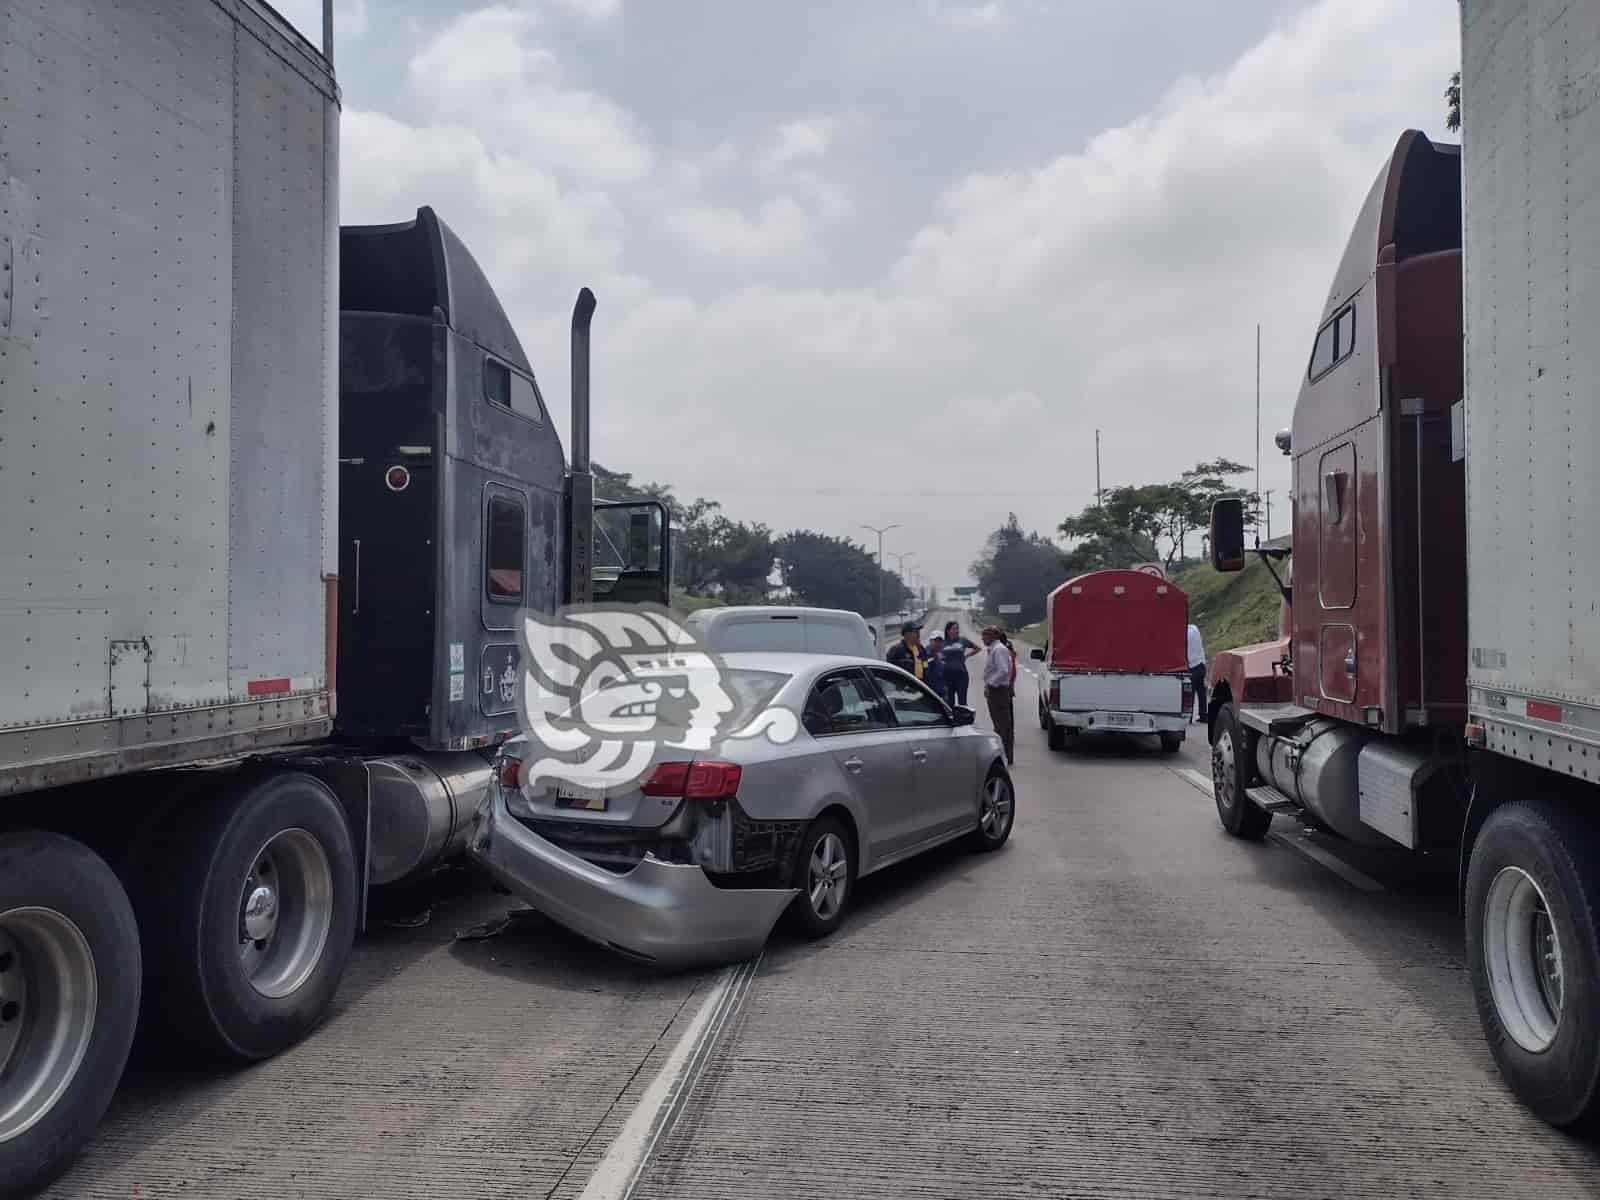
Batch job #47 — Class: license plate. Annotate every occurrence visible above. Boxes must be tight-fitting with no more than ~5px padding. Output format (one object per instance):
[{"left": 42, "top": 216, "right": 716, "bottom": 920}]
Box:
[
  {"left": 1105, "top": 712, "right": 1138, "bottom": 728},
  {"left": 554, "top": 781, "right": 608, "bottom": 811}
]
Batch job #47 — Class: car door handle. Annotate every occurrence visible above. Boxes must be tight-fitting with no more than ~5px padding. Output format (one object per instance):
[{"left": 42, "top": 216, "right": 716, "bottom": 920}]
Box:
[
  {"left": 911, "top": 748, "right": 928, "bottom": 762},
  {"left": 843, "top": 756, "right": 864, "bottom": 773}
]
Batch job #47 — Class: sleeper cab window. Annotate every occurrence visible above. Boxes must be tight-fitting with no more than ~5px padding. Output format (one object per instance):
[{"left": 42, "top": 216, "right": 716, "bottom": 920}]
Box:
[
  {"left": 483, "top": 357, "right": 546, "bottom": 423},
  {"left": 486, "top": 495, "right": 525, "bottom": 603},
  {"left": 1307, "top": 302, "right": 1357, "bottom": 383}
]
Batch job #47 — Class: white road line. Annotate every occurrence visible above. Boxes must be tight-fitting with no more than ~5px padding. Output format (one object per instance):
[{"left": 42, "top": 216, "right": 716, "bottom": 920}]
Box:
[
  {"left": 577, "top": 955, "right": 761, "bottom": 1200},
  {"left": 1169, "top": 765, "right": 1386, "bottom": 894}
]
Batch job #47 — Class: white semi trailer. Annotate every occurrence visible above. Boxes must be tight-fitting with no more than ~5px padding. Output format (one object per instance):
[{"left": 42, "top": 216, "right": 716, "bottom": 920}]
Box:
[{"left": 0, "top": 3, "right": 669, "bottom": 1193}]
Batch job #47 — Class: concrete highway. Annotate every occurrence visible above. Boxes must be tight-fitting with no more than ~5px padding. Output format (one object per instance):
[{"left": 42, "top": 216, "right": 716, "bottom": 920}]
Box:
[{"left": 38, "top": 609, "right": 1600, "bottom": 1198}]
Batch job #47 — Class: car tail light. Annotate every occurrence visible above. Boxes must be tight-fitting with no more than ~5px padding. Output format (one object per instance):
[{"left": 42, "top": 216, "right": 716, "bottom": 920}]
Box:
[
  {"left": 497, "top": 755, "right": 521, "bottom": 790},
  {"left": 1048, "top": 680, "right": 1059, "bottom": 708},
  {"left": 685, "top": 761, "right": 741, "bottom": 799},
  {"left": 641, "top": 761, "right": 691, "bottom": 796},
  {"left": 640, "top": 760, "right": 741, "bottom": 799}
]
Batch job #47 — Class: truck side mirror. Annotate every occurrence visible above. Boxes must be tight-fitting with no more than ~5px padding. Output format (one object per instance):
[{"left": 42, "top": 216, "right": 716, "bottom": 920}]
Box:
[{"left": 1210, "top": 497, "right": 1247, "bottom": 573}]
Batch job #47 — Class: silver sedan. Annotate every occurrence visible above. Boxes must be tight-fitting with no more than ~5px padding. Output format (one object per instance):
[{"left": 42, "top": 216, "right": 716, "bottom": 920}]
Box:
[{"left": 469, "top": 652, "right": 1015, "bottom": 966}]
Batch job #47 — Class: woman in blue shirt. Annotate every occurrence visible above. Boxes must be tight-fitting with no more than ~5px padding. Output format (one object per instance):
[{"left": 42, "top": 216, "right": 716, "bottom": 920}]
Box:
[{"left": 937, "top": 620, "right": 981, "bottom": 707}]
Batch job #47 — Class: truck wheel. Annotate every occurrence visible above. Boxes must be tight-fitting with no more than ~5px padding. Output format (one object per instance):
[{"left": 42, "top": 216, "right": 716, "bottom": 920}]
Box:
[
  {"left": 1159, "top": 731, "right": 1184, "bottom": 754},
  {"left": 0, "top": 833, "right": 141, "bottom": 1197},
  {"left": 1211, "top": 703, "right": 1270, "bottom": 840},
  {"left": 1466, "top": 799, "right": 1600, "bottom": 1129},
  {"left": 1037, "top": 698, "right": 1050, "bottom": 731},
  {"left": 1047, "top": 721, "right": 1067, "bottom": 752},
  {"left": 136, "top": 772, "right": 357, "bottom": 1061}
]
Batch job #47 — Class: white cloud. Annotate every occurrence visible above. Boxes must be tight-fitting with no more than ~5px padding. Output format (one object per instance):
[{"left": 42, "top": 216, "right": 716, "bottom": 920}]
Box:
[
  {"left": 546, "top": 0, "right": 622, "bottom": 24},
  {"left": 408, "top": 7, "right": 653, "bottom": 182},
  {"left": 333, "top": 0, "right": 1460, "bottom": 584},
  {"left": 925, "top": 1, "right": 1005, "bottom": 30}
]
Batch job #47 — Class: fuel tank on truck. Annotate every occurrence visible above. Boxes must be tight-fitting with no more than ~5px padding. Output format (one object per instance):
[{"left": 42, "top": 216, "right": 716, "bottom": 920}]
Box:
[{"left": 1254, "top": 720, "right": 1392, "bottom": 847}]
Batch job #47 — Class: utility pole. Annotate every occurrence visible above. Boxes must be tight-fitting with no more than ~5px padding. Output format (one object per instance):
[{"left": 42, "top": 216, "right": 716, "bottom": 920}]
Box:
[
  {"left": 861, "top": 522, "right": 900, "bottom": 633},
  {"left": 1264, "top": 489, "right": 1274, "bottom": 542},
  {"left": 1095, "top": 429, "right": 1103, "bottom": 508},
  {"left": 892, "top": 552, "right": 917, "bottom": 614},
  {"left": 1255, "top": 323, "right": 1261, "bottom": 544}
]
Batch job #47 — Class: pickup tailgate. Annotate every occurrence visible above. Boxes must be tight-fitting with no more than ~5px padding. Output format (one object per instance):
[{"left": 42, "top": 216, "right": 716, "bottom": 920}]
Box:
[{"left": 1052, "top": 672, "right": 1183, "bottom": 713}]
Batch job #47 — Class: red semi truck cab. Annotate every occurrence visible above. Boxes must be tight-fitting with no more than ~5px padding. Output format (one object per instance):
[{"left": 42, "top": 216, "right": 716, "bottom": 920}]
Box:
[{"left": 1030, "top": 570, "right": 1192, "bottom": 754}]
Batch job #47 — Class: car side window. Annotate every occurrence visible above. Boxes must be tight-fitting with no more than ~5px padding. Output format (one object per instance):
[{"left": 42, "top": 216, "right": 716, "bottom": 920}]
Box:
[
  {"left": 868, "top": 668, "right": 949, "bottom": 728},
  {"left": 802, "top": 670, "right": 892, "bottom": 737}
]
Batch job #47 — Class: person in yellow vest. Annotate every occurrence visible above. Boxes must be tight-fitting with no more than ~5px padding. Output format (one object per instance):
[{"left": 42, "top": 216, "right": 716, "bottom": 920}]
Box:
[{"left": 885, "top": 621, "right": 927, "bottom": 680}]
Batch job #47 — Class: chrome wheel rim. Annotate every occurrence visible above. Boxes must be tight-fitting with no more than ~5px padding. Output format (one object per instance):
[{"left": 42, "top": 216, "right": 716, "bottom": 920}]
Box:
[
  {"left": 238, "top": 829, "right": 333, "bottom": 999},
  {"left": 0, "top": 908, "right": 98, "bottom": 1144},
  {"left": 1484, "top": 865, "right": 1564, "bottom": 1053},
  {"left": 980, "top": 776, "right": 1014, "bottom": 840},
  {"left": 808, "top": 833, "right": 849, "bottom": 920},
  {"left": 1212, "top": 727, "right": 1237, "bottom": 812}
]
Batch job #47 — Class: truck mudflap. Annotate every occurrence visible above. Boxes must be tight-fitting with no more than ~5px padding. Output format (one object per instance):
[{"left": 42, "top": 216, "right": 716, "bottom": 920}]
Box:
[{"left": 468, "top": 786, "right": 797, "bottom": 967}]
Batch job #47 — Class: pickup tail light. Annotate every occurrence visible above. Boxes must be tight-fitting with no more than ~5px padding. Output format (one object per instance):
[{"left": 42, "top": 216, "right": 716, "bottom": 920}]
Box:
[
  {"left": 642, "top": 760, "right": 741, "bottom": 800},
  {"left": 1048, "top": 680, "right": 1060, "bottom": 708}
]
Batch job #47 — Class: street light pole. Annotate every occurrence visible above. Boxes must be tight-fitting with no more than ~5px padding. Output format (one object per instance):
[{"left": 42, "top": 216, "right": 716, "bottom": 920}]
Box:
[{"left": 861, "top": 522, "right": 900, "bottom": 636}]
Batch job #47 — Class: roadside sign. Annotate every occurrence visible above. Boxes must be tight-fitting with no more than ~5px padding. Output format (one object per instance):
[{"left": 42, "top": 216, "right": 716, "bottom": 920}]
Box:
[
  {"left": 998, "top": 603, "right": 1022, "bottom": 614},
  {"left": 953, "top": 585, "right": 977, "bottom": 596}
]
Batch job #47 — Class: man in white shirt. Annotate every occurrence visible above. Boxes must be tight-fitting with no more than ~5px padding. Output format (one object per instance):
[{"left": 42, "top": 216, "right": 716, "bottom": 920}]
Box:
[
  {"left": 1186, "top": 622, "right": 1207, "bottom": 723},
  {"left": 980, "top": 626, "right": 1015, "bottom": 765}
]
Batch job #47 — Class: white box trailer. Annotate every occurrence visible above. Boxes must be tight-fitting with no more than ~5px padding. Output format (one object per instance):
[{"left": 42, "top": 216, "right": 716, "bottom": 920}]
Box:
[{"left": 0, "top": 0, "right": 339, "bottom": 792}]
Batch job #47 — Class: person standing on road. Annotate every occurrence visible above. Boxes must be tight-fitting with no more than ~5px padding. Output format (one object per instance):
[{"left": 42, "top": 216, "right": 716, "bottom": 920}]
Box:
[
  {"left": 886, "top": 621, "right": 928, "bottom": 681},
  {"left": 938, "top": 620, "right": 981, "bottom": 708},
  {"left": 924, "top": 633, "right": 948, "bottom": 699},
  {"left": 1186, "top": 622, "right": 1207, "bottom": 723},
  {"left": 980, "top": 625, "right": 1015, "bottom": 765}
]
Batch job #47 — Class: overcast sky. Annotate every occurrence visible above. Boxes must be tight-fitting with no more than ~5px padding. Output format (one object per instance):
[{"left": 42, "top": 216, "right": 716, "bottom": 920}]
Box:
[{"left": 278, "top": 0, "right": 1459, "bottom": 591}]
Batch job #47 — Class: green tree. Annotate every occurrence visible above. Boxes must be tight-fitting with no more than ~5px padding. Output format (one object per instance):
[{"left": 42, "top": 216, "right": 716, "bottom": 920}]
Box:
[
  {"left": 970, "top": 514, "right": 1070, "bottom": 625},
  {"left": 776, "top": 531, "right": 909, "bottom": 616},
  {"left": 1446, "top": 70, "right": 1461, "bottom": 133}
]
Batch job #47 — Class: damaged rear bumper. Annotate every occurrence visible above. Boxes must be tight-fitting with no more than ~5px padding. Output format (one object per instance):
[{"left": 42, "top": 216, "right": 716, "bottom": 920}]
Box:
[{"left": 468, "top": 787, "right": 797, "bottom": 968}]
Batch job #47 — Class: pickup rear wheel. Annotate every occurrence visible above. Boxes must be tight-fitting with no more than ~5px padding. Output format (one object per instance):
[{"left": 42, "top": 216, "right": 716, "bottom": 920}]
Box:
[
  {"left": 1037, "top": 697, "right": 1050, "bottom": 731},
  {"left": 1159, "top": 731, "right": 1184, "bottom": 754},
  {"left": 1047, "top": 721, "right": 1067, "bottom": 752},
  {"left": 1212, "top": 702, "right": 1270, "bottom": 840},
  {"left": 0, "top": 833, "right": 141, "bottom": 1198},
  {"left": 1466, "top": 799, "right": 1600, "bottom": 1129}
]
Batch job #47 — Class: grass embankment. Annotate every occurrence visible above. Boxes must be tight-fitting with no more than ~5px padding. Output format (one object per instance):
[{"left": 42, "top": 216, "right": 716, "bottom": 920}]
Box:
[
  {"left": 670, "top": 592, "right": 725, "bottom": 615},
  {"left": 1011, "top": 556, "right": 1285, "bottom": 655}
]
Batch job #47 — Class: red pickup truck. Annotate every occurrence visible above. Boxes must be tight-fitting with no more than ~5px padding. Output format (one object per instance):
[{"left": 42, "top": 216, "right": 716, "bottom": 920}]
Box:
[{"left": 1031, "top": 570, "right": 1193, "bottom": 754}]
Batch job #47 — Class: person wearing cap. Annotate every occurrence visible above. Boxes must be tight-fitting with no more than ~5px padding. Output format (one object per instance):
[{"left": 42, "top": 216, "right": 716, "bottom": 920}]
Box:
[
  {"left": 886, "top": 621, "right": 928, "bottom": 681},
  {"left": 980, "top": 626, "right": 1015, "bottom": 765}
]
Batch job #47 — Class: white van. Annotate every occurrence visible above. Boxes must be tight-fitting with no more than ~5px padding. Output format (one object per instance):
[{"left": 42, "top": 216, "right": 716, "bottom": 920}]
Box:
[{"left": 683, "top": 606, "right": 876, "bottom": 658}]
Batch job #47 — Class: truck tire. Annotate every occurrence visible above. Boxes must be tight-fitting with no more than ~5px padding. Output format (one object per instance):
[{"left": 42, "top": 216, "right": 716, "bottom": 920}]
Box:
[
  {"left": 1047, "top": 721, "right": 1067, "bottom": 752},
  {"left": 1465, "top": 799, "right": 1600, "bottom": 1129},
  {"left": 135, "top": 771, "right": 357, "bottom": 1062},
  {"left": 1211, "top": 702, "right": 1270, "bottom": 840},
  {"left": 0, "top": 833, "right": 141, "bottom": 1199},
  {"left": 1159, "top": 731, "right": 1184, "bottom": 754},
  {"left": 1037, "top": 697, "right": 1050, "bottom": 731}
]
